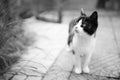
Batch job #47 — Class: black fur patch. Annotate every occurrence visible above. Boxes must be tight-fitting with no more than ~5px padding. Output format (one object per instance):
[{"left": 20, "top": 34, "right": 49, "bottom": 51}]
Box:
[
  {"left": 79, "top": 11, "right": 98, "bottom": 36},
  {"left": 68, "top": 11, "right": 98, "bottom": 45}
]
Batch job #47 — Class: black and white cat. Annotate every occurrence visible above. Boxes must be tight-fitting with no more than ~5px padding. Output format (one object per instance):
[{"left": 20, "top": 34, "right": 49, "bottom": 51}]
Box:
[{"left": 68, "top": 9, "right": 98, "bottom": 74}]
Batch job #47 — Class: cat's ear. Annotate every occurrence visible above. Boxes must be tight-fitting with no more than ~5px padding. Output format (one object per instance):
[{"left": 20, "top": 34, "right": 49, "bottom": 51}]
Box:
[
  {"left": 90, "top": 11, "right": 98, "bottom": 21},
  {"left": 81, "top": 8, "right": 86, "bottom": 16}
]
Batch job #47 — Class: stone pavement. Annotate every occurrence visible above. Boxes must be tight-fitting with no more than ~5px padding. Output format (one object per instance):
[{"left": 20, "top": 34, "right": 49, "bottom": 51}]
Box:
[{"left": 1, "top": 11, "right": 120, "bottom": 80}]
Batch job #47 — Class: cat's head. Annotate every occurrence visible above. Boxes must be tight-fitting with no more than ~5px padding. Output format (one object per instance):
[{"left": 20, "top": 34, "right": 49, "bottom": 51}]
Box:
[{"left": 74, "top": 9, "right": 98, "bottom": 37}]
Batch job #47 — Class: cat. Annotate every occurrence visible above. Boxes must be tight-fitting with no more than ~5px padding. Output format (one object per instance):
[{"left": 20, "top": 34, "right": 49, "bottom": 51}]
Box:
[{"left": 68, "top": 9, "right": 98, "bottom": 74}]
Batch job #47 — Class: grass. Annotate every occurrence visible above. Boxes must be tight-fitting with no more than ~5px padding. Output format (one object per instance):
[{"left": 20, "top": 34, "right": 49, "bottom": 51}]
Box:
[{"left": 0, "top": 19, "right": 33, "bottom": 74}]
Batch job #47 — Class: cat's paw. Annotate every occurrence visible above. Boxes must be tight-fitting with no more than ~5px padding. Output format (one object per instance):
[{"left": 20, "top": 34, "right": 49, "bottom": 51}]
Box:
[
  {"left": 74, "top": 67, "right": 82, "bottom": 74},
  {"left": 83, "top": 67, "right": 90, "bottom": 73}
]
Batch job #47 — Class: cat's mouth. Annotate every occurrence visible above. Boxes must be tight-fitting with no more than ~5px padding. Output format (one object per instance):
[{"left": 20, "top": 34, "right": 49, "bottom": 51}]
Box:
[{"left": 75, "top": 29, "right": 79, "bottom": 33}]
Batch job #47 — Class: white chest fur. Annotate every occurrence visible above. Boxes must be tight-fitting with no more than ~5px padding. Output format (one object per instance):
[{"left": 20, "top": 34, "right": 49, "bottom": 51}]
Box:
[{"left": 72, "top": 33, "right": 96, "bottom": 55}]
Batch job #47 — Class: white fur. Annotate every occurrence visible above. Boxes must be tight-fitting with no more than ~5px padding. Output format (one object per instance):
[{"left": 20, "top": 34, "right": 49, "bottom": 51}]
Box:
[{"left": 71, "top": 20, "right": 96, "bottom": 74}]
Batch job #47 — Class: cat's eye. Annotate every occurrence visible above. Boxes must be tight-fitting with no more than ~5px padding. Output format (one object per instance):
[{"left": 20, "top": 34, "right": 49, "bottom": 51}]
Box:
[
  {"left": 83, "top": 24, "right": 86, "bottom": 27},
  {"left": 81, "top": 24, "right": 86, "bottom": 27}
]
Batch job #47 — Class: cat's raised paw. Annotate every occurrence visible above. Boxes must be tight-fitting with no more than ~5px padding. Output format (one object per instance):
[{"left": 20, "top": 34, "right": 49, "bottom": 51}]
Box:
[
  {"left": 74, "top": 67, "right": 82, "bottom": 74},
  {"left": 83, "top": 67, "right": 90, "bottom": 73}
]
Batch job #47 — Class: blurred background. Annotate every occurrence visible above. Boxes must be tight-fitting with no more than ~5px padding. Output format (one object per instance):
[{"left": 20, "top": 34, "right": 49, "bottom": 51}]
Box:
[
  {"left": 4, "top": 0, "right": 120, "bottom": 22},
  {"left": 8, "top": 0, "right": 120, "bottom": 21},
  {"left": 0, "top": 0, "right": 120, "bottom": 80}
]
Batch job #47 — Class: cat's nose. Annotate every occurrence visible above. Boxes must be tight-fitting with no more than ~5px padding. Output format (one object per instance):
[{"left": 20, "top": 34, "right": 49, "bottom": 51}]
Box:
[
  {"left": 75, "top": 27, "right": 78, "bottom": 30},
  {"left": 75, "top": 27, "right": 79, "bottom": 33}
]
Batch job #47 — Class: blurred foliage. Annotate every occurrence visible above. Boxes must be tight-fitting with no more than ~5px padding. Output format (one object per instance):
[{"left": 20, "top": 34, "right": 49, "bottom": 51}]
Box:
[
  {"left": 0, "top": 0, "right": 32, "bottom": 55},
  {"left": 0, "top": 0, "right": 67, "bottom": 74},
  {"left": 0, "top": 0, "right": 33, "bottom": 74}
]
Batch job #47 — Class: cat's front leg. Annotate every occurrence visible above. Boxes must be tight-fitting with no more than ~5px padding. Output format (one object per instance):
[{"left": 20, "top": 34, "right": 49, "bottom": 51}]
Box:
[
  {"left": 73, "top": 54, "right": 82, "bottom": 74},
  {"left": 82, "top": 53, "right": 92, "bottom": 73}
]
